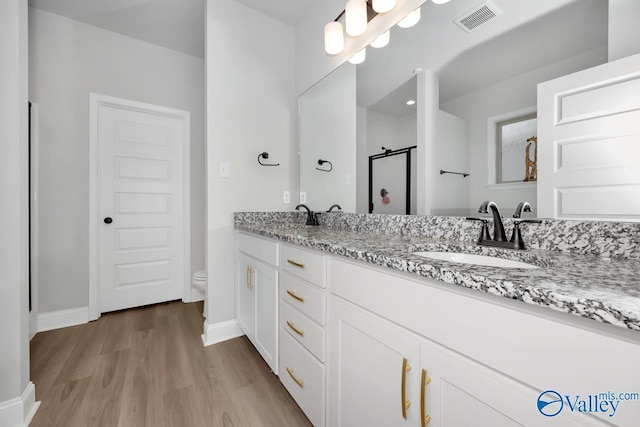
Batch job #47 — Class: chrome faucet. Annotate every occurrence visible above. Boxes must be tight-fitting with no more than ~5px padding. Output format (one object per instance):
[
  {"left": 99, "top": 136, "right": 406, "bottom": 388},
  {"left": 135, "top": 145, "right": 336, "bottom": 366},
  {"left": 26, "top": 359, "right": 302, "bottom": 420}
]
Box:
[
  {"left": 295, "top": 204, "right": 319, "bottom": 226},
  {"left": 478, "top": 200, "right": 507, "bottom": 242},
  {"left": 326, "top": 204, "right": 342, "bottom": 212}
]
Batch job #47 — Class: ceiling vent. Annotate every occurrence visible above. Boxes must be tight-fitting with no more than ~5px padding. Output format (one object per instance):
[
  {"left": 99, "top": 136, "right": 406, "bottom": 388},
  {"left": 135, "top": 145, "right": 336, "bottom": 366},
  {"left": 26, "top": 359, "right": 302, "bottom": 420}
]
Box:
[{"left": 454, "top": 1, "right": 502, "bottom": 32}]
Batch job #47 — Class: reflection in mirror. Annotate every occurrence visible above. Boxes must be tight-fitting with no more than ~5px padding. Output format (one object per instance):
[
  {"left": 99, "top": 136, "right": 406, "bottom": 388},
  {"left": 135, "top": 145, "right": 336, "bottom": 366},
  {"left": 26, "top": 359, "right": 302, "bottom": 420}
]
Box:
[
  {"left": 299, "top": 0, "right": 608, "bottom": 216},
  {"left": 299, "top": 64, "right": 357, "bottom": 212}
]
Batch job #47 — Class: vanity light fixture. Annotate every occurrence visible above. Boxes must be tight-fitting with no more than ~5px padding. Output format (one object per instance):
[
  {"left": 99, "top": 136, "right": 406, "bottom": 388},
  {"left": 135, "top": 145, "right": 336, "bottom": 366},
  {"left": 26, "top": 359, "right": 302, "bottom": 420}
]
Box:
[
  {"left": 323, "top": 1, "right": 436, "bottom": 57},
  {"left": 370, "top": 29, "right": 390, "bottom": 48},
  {"left": 324, "top": 21, "right": 345, "bottom": 55},
  {"left": 348, "top": 47, "right": 367, "bottom": 64},
  {"left": 397, "top": 7, "right": 421, "bottom": 28},
  {"left": 324, "top": 0, "right": 383, "bottom": 55},
  {"left": 345, "top": 0, "right": 368, "bottom": 36},
  {"left": 372, "top": 0, "right": 397, "bottom": 14}
]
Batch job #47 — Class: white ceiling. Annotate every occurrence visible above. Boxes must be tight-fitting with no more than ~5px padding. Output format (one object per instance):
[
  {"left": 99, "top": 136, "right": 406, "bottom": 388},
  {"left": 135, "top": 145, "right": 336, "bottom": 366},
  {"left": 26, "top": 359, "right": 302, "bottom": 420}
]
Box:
[
  {"left": 233, "top": 0, "right": 315, "bottom": 26},
  {"left": 28, "top": 0, "right": 316, "bottom": 58},
  {"left": 29, "top": 0, "right": 207, "bottom": 58}
]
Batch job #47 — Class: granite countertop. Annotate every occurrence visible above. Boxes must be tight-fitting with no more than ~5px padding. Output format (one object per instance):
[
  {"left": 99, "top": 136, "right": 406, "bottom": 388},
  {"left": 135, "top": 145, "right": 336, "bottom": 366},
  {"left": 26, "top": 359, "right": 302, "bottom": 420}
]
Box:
[{"left": 235, "top": 222, "right": 640, "bottom": 332}]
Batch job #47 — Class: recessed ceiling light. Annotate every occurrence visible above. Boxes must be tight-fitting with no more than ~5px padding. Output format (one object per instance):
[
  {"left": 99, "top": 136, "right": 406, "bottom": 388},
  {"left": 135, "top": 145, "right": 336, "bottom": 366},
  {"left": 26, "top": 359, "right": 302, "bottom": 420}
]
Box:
[
  {"left": 406, "top": 100, "right": 416, "bottom": 106},
  {"left": 432, "top": 0, "right": 451, "bottom": 4}
]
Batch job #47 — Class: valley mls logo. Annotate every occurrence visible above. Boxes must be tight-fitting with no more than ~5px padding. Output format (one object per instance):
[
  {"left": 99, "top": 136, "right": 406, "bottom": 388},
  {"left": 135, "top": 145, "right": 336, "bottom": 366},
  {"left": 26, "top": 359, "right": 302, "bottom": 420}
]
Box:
[
  {"left": 537, "top": 389, "right": 635, "bottom": 418},
  {"left": 537, "top": 390, "right": 564, "bottom": 417}
]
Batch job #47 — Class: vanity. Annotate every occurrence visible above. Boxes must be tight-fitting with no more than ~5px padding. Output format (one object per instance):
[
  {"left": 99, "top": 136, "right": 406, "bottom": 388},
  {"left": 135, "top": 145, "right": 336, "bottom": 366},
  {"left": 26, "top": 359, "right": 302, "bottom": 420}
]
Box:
[{"left": 235, "top": 212, "right": 640, "bottom": 427}]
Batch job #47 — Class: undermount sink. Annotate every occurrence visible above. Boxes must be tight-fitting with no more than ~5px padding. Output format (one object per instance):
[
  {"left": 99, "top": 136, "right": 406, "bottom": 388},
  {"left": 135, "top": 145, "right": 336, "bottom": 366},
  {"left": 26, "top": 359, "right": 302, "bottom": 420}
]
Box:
[{"left": 412, "top": 251, "right": 539, "bottom": 269}]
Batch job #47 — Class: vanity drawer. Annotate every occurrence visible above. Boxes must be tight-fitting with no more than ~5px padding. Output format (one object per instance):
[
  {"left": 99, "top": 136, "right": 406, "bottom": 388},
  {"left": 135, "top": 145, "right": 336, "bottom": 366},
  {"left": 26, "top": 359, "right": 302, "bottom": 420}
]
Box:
[
  {"left": 280, "top": 244, "right": 326, "bottom": 288},
  {"left": 279, "top": 330, "right": 325, "bottom": 427},
  {"left": 236, "top": 232, "right": 279, "bottom": 266},
  {"left": 280, "top": 300, "right": 326, "bottom": 362},
  {"left": 280, "top": 271, "right": 327, "bottom": 325}
]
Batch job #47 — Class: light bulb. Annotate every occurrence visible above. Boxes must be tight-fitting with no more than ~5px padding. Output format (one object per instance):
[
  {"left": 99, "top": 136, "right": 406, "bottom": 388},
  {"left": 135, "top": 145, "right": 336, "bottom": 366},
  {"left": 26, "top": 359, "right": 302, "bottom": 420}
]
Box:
[
  {"left": 345, "top": 0, "right": 368, "bottom": 37},
  {"left": 372, "top": 0, "right": 397, "bottom": 14},
  {"left": 397, "top": 8, "right": 421, "bottom": 28},
  {"left": 324, "top": 21, "right": 344, "bottom": 55},
  {"left": 370, "top": 30, "right": 390, "bottom": 48},
  {"left": 348, "top": 48, "right": 367, "bottom": 64}
]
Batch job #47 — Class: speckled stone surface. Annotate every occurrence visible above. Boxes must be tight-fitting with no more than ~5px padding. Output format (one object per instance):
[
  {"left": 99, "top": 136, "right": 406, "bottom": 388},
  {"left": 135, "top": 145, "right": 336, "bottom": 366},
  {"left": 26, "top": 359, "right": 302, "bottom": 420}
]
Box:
[{"left": 234, "top": 212, "right": 640, "bottom": 332}]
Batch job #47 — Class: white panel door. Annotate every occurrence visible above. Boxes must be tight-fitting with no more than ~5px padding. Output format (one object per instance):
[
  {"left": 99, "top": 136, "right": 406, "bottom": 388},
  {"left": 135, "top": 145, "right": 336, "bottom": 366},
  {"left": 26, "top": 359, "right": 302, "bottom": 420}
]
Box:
[
  {"left": 99, "top": 103, "right": 185, "bottom": 312},
  {"left": 538, "top": 53, "right": 640, "bottom": 220}
]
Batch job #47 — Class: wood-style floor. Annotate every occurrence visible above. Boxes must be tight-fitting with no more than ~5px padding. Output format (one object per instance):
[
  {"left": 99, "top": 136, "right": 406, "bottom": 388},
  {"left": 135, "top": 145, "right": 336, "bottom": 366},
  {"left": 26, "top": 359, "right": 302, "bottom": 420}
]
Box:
[{"left": 30, "top": 301, "right": 312, "bottom": 427}]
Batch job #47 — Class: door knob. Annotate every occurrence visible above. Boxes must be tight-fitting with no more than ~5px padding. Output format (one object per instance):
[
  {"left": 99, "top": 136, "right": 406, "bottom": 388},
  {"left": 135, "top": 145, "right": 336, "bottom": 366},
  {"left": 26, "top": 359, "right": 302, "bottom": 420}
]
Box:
[{"left": 103, "top": 217, "right": 113, "bottom": 224}]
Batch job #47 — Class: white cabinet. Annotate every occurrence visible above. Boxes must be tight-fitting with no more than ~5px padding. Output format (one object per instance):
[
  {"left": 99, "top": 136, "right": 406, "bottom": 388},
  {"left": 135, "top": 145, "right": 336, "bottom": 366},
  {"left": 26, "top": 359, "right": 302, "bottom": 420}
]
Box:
[
  {"left": 329, "top": 296, "right": 420, "bottom": 427},
  {"left": 236, "top": 232, "right": 279, "bottom": 373},
  {"left": 328, "top": 258, "right": 631, "bottom": 427},
  {"left": 278, "top": 244, "right": 327, "bottom": 426}
]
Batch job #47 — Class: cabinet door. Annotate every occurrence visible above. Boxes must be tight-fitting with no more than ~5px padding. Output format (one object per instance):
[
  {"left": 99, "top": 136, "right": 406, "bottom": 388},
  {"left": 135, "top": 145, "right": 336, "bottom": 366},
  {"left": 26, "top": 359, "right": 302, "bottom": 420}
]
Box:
[
  {"left": 328, "top": 296, "right": 420, "bottom": 427},
  {"left": 254, "top": 260, "right": 278, "bottom": 374},
  {"left": 236, "top": 253, "right": 254, "bottom": 338},
  {"left": 419, "top": 339, "right": 608, "bottom": 427}
]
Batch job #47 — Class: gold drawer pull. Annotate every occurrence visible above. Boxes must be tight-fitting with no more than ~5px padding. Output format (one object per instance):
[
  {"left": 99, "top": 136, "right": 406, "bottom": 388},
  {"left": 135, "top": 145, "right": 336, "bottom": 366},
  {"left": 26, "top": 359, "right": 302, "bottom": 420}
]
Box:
[
  {"left": 286, "top": 367, "right": 304, "bottom": 388},
  {"left": 287, "top": 259, "right": 305, "bottom": 269},
  {"left": 286, "top": 290, "right": 305, "bottom": 303},
  {"left": 246, "top": 266, "right": 250, "bottom": 288},
  {"left": 286, "top": 321, "right": 305, "bottom": 337},
  {"left": 421, "top": 369, "right": 432, "bottom": 427},
  {"left": 401, "top": 357, "right": 412, "bottom": 419}
]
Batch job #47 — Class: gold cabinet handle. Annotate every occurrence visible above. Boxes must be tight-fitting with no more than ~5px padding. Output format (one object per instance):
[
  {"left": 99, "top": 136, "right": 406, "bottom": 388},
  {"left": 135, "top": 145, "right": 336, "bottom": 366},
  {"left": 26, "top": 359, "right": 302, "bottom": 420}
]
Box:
[
  {"left": 286, "top": 367, "right": 304, "bottom": 388},
  {"left": 287, "top": 259, "right": 305, "bottom": 269},
  {"left": 286, "top": 321, "right": 305, "bottom": 337},
  {"left": 421, "top": 369, "right": 432, "bottom": 427},
  {"left": 246, "top": 266, "right": 255, "bottom": 289},
  {"left": 401, "top": 357, "right": 412, "bottom": 419},
  {"left": 286, "top": 289, "right": 305, "bottom": 303}
]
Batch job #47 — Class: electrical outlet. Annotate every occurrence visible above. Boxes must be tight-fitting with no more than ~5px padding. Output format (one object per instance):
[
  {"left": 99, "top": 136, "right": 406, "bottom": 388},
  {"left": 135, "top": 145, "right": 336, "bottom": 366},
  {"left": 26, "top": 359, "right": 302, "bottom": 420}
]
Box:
[
  {"left": 283, "top": 191, "right": 290, "bottom": 204},
  {"left": 299, "top": 192, "right": 307, "bottom": 203},
  {"left": 218, "top": 162, "right": 230, "bottom": 178}
]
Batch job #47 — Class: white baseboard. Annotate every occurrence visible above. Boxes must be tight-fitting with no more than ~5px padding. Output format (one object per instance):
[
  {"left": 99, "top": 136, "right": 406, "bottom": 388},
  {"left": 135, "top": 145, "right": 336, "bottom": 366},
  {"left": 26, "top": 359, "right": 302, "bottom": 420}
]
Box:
[
  {"left": 0, "top": 382, "right": 40, "bottom": 427},
  {"left": 37, "top": 307, "right": 89, "bottom": 333},
  {"left": 201, "top": 319, "right": 243, "bottom": 347}
]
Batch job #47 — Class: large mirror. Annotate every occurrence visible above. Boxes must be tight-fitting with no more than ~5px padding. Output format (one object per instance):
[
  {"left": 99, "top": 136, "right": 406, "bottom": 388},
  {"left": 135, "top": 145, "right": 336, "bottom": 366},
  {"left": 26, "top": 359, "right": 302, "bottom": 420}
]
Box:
[{"left": 299, "top": 0, "right": 608, "bottom": 216}]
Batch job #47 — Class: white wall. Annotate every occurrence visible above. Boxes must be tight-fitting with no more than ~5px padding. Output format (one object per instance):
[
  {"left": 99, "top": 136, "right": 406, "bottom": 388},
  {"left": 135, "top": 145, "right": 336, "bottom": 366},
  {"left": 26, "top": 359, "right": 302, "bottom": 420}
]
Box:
[
  {"left": 205, "top": 0, "right": 295, "bottom": 336},
  {"left": 29, "top": 9, "right": 206, "bottom": 314},
  {"left": 0, "top": 0, "right": 36, "bottom": 423},
  {"left": 441, "top": 47, "right": 607, "bottom": 215},
  {"left": 432, "top": 111, "right": 470, "bottom": 216},
  {"left": 608, "top": 0, "right": 640, "bottom": 61}
]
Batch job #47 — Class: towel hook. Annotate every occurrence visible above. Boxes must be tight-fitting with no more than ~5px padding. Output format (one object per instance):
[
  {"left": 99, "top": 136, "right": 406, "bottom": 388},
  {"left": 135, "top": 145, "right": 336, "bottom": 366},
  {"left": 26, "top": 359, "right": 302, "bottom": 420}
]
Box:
[
  {"left": 316, "top": 159, "right": 333, "bottom": 172},
  {"left": 258, "top": 152, "right": 279, "bottom": 166}
]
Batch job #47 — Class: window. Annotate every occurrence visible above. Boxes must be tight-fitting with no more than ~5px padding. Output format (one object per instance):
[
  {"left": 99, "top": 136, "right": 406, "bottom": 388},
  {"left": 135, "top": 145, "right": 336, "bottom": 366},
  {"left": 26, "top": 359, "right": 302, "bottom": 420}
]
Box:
[{"left": 496, "top": 114, "right": 537, "bottom": 183}]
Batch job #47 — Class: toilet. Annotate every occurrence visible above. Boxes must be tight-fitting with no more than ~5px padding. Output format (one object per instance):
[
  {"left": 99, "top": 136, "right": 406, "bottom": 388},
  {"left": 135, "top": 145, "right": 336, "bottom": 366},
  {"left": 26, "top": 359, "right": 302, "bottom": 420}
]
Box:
[{"left": 192, "top": 270, "right": 207, "bottom": 317}]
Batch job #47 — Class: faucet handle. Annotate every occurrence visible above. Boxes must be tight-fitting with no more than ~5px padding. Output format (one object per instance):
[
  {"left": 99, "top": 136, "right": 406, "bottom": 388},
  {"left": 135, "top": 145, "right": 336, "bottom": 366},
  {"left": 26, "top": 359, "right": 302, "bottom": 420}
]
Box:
[
  {"left": 466, "top": 217, "right": 491, "bottom": 243},
  {"left": 509, "top": 219, "right": 542, "bottom": 249}
]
